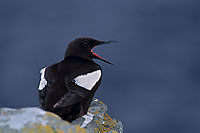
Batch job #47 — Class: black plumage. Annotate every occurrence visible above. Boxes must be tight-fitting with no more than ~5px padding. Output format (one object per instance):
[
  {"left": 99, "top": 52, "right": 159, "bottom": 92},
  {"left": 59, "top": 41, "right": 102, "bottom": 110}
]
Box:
[{"left": 38, "top": 37, "right": 117, "bottom": 122}]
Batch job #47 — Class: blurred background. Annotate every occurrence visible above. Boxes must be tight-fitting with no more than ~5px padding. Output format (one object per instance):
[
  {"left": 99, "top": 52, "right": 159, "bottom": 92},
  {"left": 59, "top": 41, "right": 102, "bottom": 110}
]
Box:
[{"left": 1, "top": 0, "right": 200, "bottom": 132}]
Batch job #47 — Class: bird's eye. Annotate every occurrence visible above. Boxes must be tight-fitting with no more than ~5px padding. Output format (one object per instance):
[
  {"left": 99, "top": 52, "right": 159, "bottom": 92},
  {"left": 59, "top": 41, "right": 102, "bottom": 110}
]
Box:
[{"left": 83, "top": 42, "right": 90, "bottom": 47}]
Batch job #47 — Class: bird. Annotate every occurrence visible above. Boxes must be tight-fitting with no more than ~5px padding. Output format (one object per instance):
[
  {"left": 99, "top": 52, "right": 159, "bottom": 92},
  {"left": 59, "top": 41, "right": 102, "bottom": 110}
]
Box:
[{"left": 38, "top": 37, "right": 117, "bottom": 123}]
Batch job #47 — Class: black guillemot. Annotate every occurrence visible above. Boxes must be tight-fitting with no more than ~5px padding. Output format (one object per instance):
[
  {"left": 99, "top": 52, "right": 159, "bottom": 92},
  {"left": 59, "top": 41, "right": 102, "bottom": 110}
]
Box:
[{"left": 38, "top": 37, "right": 117, "bottom": 126}]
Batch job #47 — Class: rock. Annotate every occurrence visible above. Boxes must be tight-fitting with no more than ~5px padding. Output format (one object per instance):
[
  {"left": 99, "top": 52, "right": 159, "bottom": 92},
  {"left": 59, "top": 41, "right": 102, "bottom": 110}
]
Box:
[
  {"left": 72, "top": 99, "right": 123, "bottom": 133},
  {"left": 0, "top": 99, "right": 123, "bottom": 133},
  {"left": 0, "top": 107, "right": 86, "bottom": 133}
]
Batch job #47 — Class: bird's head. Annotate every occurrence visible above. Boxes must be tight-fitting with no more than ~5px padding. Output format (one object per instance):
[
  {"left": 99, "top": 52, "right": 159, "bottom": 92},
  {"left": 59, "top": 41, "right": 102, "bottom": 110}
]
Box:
[{"left": 65, "top": 37, "right": 118, "bottom": 65}]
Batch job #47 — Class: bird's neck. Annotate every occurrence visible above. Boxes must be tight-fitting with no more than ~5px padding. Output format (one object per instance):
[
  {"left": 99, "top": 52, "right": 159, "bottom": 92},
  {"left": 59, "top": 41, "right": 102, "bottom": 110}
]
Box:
[
  {"left": 64, "top": 55, "right": 93, "bottom": 63},
  {"left": 64, "top": 49, "right": 93, "bottom": 61}
]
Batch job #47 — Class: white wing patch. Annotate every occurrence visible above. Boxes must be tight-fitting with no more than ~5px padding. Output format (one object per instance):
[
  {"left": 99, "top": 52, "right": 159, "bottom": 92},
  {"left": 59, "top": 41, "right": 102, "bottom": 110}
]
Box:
[
  {"left": 38, "top": 67, "right": 47, "bottom": 90},
  {"left": 74, "top": 70, "right": 101, "bottom": 90}
]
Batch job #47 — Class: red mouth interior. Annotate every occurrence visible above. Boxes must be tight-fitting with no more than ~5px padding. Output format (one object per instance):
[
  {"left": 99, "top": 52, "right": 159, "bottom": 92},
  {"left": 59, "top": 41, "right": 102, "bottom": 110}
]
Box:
[
  {"left": 91, "top": 49, "right": 105, "bottom": 60},
  {"left": 90, "top": 47, "right": 113, "bottom": 65}
]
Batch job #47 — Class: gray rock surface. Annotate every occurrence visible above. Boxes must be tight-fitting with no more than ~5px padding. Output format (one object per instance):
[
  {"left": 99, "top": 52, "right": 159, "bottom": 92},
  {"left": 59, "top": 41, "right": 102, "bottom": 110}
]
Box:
[
  {"left": 0, "top": 99, "right": 123, "bottom": 133},
  {"left": 0, "top": 107, "right": 86, "bottom": 133},
  {"left": 72, "top": 98, "right": 123, "bottom": 133}
]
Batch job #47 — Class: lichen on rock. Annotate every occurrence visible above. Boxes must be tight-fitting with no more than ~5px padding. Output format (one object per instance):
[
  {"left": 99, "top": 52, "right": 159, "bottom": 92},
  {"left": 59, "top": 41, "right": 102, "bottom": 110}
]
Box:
[
  {"left": 0, "top": 99, "right": 123, "bottom": 133},
  {"left": 72, "top": 99, "right": 123, "bottom": 133},
  {"left": 0, "top": 107, "right": 86, "bottom": 133}
]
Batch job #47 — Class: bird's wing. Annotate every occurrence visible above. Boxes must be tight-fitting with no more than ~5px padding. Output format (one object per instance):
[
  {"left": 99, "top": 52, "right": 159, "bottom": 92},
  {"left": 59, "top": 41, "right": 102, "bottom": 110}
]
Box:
[
  {"left": 53, "top": 81, "right": 90, "bottom": 108},
  {"left": 53, "top": 91, "right": 81, "bottom": 108},
  {"left": 53, "top": 70, "right": 102, "bottom": 108}
]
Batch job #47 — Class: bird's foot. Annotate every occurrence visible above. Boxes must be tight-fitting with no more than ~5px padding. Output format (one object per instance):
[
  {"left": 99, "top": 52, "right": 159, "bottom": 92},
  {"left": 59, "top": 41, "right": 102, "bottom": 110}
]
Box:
[{"left": 80, "top": 112, "right": 94, "bottom": 128}]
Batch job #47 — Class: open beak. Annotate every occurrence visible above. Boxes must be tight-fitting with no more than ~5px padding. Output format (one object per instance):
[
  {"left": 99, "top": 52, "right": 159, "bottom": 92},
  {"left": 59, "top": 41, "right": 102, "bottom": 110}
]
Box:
[{"left": 91, "top": 40, "right": 118, "bottom": 65}]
